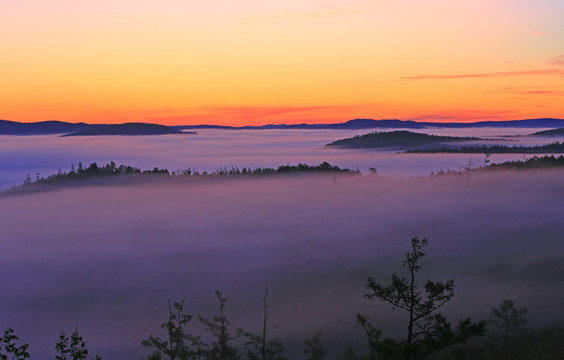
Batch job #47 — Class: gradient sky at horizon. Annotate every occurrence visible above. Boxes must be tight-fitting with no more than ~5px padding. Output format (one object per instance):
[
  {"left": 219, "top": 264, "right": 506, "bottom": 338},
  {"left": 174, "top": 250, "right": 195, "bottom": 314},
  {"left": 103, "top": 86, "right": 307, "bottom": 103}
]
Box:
[{"left": 1, "top": 0, "right": 563, "bottom": 125}]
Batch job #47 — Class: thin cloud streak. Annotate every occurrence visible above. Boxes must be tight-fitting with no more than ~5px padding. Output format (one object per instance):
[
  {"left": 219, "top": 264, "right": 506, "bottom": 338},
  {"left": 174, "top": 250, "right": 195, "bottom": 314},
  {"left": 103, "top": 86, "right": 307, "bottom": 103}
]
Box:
[
  {"left": 149, "top": 104, "right": 375, "bottom": 125},
  {"left": 550, "top": 55, "right": 564, "bottom": 66},
  {"left": 404, "top": 109, "right": 511, "bottom": 122},
  {"left": 401, "top": 69, "right": 564, "bottom": 80},
  {"left": 239, "top": 9, "right": 358, "bottom": 24},
  {"left": 490, "top": 87, "right": 564, "bottom": 97}
]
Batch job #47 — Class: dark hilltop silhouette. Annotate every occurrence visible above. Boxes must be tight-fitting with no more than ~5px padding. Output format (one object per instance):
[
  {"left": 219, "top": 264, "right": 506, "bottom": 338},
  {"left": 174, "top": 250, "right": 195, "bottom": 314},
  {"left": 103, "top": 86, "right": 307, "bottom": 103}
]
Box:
[
  {"left": 172, "top": 119, "right": 426, "bottom": 130},
  {"left": 61, "top": 123, "right": 192, "bottom": 136},
  {"left": 530, "top": 127, "right": 564, "bottom": 136},
  {"left": 421, "top": 118, "right": 564, "bottom": 129},
  {"left": 0, "top": 119, "right": 98, "bottom": 135},
  {"left": 327, "top": 130, "right": 564, "bottom": 153},
  {"left": 326, "top": 130, "right": 480, "bottom": 148}
]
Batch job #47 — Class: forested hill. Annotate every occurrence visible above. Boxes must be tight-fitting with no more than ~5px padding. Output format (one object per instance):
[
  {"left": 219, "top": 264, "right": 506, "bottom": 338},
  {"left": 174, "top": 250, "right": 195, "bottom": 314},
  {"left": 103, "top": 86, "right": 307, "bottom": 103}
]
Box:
[
  {"left": 484, "top": 155, "right": 564, "bottom": 170},
  {"left": 2, "top": 161, "right": 358, "bottom": 196},
  {"left": 62, "top": 123, "right": 191, "bottom": 136},
  {"left": 406, "top": 141, "right": 564, "bottom": 154},
  {"left": 531, "top": 127, "right": 564, "bottom": 136},
  {"left": 326, "top": 131, "right": 480, "bottom": 148},
  {"left": 431, "top": 155, "right": 564, "bottom": 176}
]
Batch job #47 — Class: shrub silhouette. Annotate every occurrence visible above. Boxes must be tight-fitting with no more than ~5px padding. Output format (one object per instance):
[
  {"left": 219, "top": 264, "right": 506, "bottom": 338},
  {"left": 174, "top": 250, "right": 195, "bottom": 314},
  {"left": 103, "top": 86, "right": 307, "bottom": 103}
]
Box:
[
  {"left": 54, "top": 328, "right": 102, "bottom": 360},
  {"left": 141, "top": 299, "right": 202, "bottom": 360},
  {"left": 1, "top": 328, "right": 30, "bottom": 360}
]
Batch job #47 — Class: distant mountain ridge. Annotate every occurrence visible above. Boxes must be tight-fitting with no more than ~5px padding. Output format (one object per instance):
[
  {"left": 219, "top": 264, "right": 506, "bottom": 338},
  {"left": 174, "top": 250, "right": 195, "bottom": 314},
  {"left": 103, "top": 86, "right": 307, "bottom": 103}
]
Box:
[
  {"left": 175, "top": 118, "right": 564, "bottom": 130},
  {"left": 173, "top": 119, "right": 427, "bottom": 130},
  {"left": 0, "top": 119, "right": 99, "bottom": 135},
  {"left": 2, "top": 118, "right": 564, "bottom": 135}
]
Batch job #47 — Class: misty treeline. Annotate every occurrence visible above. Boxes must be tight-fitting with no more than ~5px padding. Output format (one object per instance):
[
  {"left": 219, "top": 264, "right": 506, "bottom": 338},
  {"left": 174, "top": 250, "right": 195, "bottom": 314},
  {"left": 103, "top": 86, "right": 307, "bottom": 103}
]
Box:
[
  {"left": 20, "top": 161, "right": 358, "bottom": 187},
  {"left": 431, "top": 155, "right": 564, "bottom": 177},
  {"left": 481, "top": 154, "right": 564, "bottom": 169},
  {"left": 406, "top": 141, "right": 564, "bottom": 154},
  {"left": 3, "top": 238, "right": 564, "bottom": 360},
  {"left": 17, "top": 155, "right": 564, "bottom": 189}
]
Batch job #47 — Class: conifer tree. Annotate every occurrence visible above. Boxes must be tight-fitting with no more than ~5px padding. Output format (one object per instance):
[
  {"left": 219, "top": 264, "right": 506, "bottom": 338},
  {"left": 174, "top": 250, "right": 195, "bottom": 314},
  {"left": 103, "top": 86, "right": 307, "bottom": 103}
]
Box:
[
  {"left": 358, "top": 237, "right": 486, "bottom": 360},
  {"left": 141, "top": 298, "right": 201, "bottom": 360}
]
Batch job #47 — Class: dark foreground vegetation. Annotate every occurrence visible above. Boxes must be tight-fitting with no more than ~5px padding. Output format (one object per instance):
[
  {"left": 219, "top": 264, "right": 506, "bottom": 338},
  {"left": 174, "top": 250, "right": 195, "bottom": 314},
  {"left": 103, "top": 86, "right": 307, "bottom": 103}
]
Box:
[
  {"left": 3, "top": 238, "right": 564, "bottom": 359},
  {"left": 326, "top": 131, "right": 481, "bottom": 148},
  {"left": 406, "top": 141, "right": 564, "bottom": 154}
]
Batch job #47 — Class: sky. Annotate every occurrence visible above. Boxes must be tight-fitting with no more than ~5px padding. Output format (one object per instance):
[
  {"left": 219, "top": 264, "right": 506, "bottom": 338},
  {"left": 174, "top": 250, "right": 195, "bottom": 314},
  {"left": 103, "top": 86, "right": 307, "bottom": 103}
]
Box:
[{"left": 1, "top": 0, "right": 563, "bottom": 126}]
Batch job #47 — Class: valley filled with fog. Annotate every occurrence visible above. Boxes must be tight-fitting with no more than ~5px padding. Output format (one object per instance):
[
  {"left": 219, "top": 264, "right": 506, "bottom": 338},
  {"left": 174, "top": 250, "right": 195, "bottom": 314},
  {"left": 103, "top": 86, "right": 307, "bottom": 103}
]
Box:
[
  {"left": 1, "top": 128, "right": 564, "bottom": 358},
  {"left": 1, "top": 127, "right": 562, "bottom": 190}
]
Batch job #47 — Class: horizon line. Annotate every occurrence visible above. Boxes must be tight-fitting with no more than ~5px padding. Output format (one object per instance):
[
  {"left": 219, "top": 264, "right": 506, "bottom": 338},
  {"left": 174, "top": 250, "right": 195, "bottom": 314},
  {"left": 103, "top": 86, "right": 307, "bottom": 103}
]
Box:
[{"left": 2, "top": 117, "right": 564, "bottom": 128}]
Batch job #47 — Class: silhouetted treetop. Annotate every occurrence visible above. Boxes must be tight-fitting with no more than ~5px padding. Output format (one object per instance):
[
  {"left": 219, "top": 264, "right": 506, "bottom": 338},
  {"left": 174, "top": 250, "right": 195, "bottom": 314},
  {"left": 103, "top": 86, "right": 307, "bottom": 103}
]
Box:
[{"left": 358, "top": 237, "right": 486, "bottom": 360}]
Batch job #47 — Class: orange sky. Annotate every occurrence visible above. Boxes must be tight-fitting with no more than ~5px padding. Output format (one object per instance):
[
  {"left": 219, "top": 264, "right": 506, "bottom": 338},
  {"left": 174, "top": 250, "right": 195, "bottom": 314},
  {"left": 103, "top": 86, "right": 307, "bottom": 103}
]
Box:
[{"left": 1, "top": 0, "right": 563, "bottom": 126}]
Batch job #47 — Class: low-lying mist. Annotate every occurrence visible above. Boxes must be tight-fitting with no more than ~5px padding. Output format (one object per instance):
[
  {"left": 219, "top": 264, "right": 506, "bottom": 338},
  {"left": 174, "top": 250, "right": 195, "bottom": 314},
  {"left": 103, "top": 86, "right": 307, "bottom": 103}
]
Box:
[
  {"left": 3, "top": 127, "right": 563, "bottom": 190},
  {"left": 1, "top": 170, "right": 563, "bottom": 358}
]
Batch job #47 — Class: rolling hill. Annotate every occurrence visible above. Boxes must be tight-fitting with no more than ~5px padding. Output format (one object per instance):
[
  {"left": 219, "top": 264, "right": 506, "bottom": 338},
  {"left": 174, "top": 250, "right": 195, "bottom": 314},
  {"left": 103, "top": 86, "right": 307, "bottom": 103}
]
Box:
[
  {"left": 326, "top": 130, "right": 480, "bottom": 148},
  {"left": 62, "top": 123, "right": 191, "bottom": 136},
  {"left": 531, "top": 128, "right": 564, "bottom": 136}
]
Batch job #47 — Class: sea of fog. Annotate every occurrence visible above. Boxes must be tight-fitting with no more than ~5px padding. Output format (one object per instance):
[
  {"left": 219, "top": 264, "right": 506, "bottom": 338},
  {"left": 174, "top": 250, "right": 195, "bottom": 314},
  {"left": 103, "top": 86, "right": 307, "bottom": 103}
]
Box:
[
  {"left": 1, "top": 127, "right": 563, "bottom": 190},
  {"left": 1, "top": 171, "right": 564, "bottom": 358},
  {"left": 1, "top": 128, "right": 564, "bottom": 358}
]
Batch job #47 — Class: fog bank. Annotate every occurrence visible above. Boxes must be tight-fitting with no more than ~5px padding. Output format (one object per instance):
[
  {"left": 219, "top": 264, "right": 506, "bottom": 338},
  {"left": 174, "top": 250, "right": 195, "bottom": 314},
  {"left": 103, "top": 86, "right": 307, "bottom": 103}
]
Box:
[
  {"left": 1, "top": 170, "right": 563, "bottom": 358},
  {"left": 3, "top": 127, "right": 563, "bottom": 189}
]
